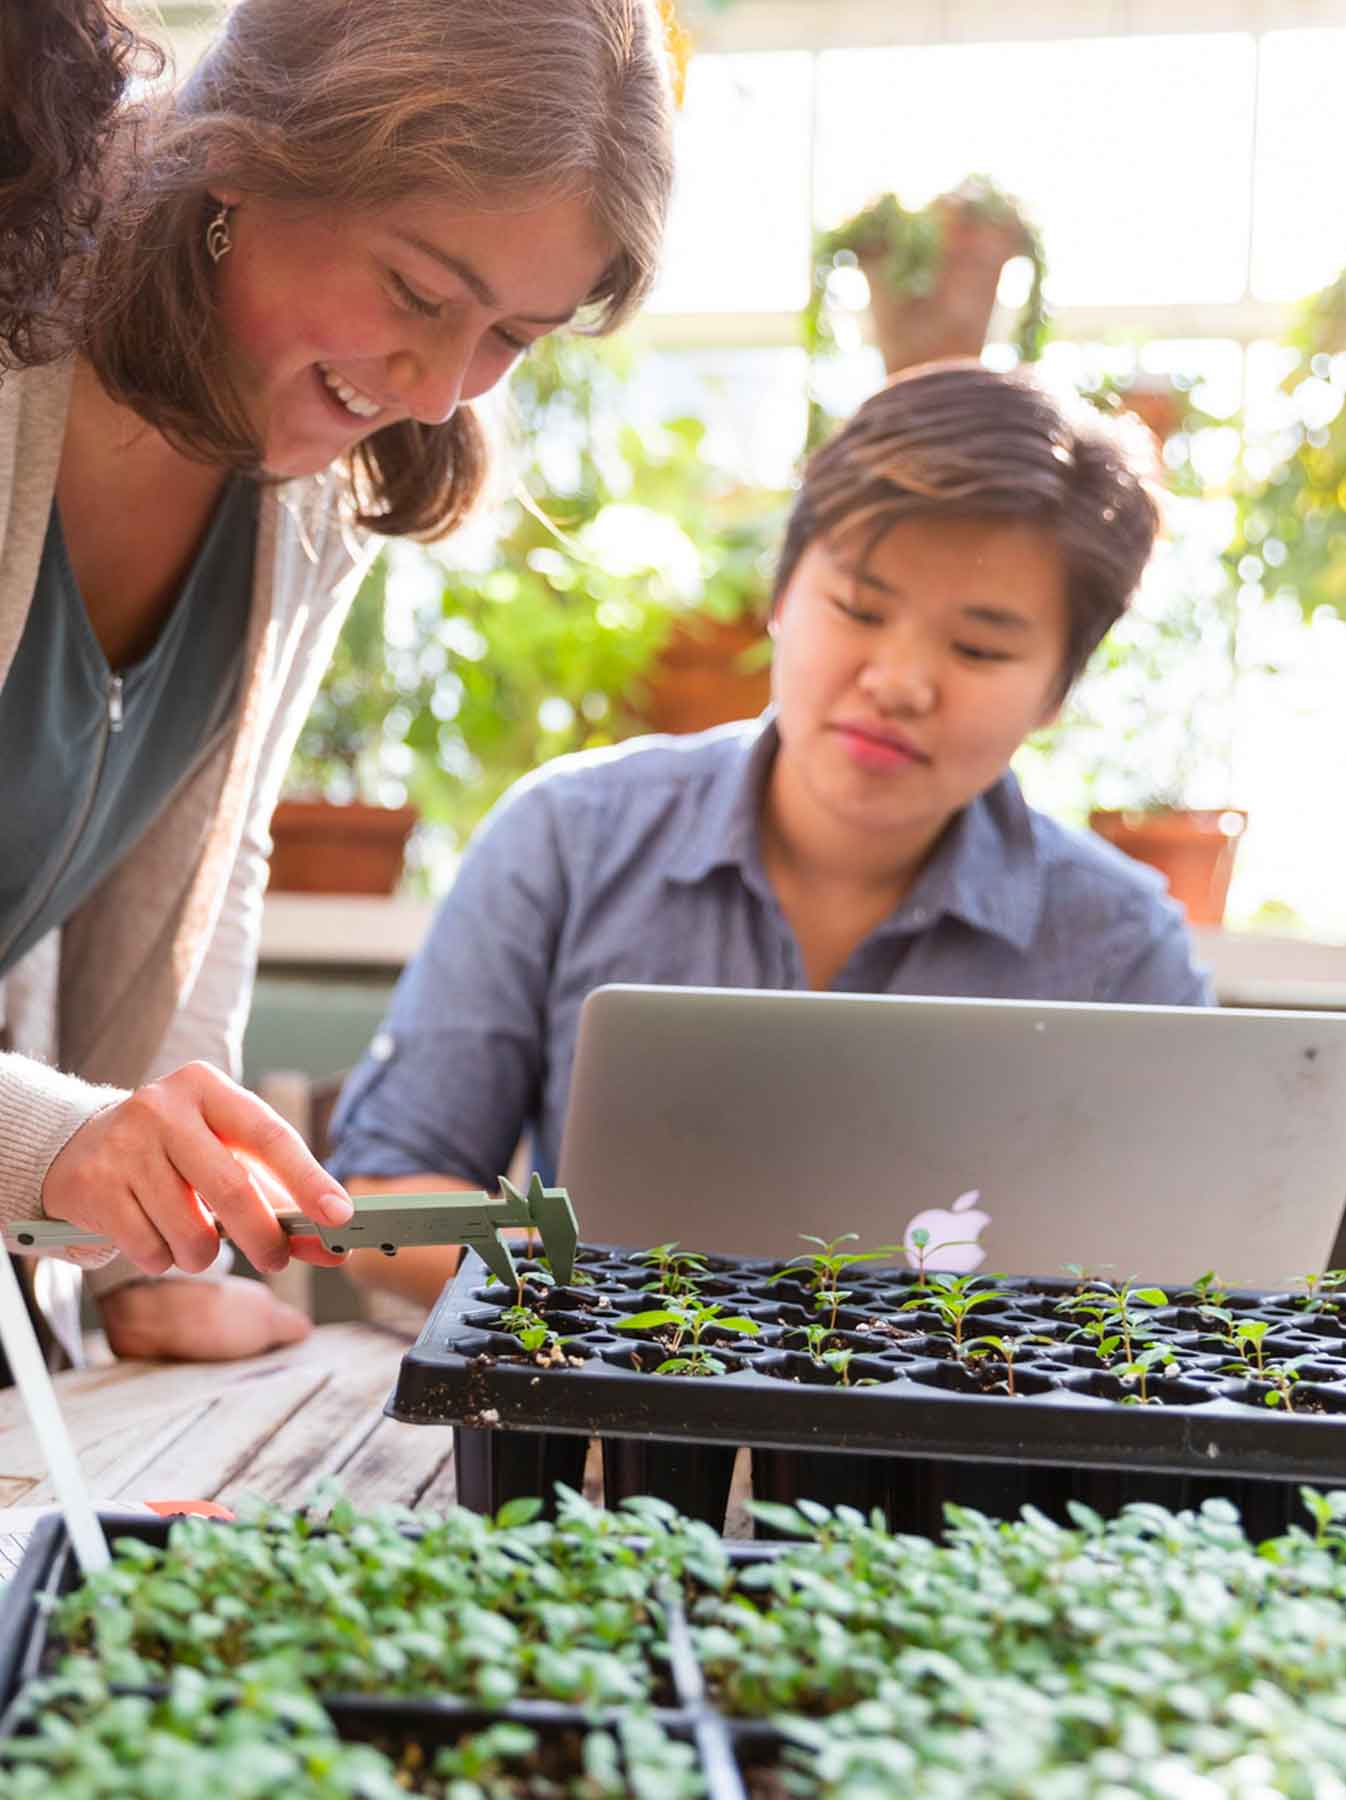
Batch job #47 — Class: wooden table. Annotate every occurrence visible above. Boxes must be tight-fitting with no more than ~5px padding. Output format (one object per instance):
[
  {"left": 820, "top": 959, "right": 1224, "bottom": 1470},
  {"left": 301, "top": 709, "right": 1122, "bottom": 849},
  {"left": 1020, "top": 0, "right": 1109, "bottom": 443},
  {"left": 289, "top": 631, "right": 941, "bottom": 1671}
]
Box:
[
  {"left": 0, "top": 1322, "right": 755, "bottom": 1576},
  {"left": 0, "top": 1323, "right": 458, "bottom": 1576}
]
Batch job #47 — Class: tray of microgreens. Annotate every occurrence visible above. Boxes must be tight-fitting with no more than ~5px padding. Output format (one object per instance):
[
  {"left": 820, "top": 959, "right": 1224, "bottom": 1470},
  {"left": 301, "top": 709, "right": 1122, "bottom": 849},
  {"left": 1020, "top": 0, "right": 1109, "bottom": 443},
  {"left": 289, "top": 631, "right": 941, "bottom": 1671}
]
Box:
[
  {"left": 8, "top": 1485, "right": 1346, "bottom": 1795},
  {"left": 391, "top": 1241, "right": 1346, "bottom": 1536}
]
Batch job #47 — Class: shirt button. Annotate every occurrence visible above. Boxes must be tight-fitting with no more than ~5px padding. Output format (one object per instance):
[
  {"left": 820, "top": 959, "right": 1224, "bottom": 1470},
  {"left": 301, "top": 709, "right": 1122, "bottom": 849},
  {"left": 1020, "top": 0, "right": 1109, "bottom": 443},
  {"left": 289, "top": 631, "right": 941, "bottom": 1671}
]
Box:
[
  {"left": 909, "top": 907, "right": 928, "bottom": 926},
  {"left": 369, "top": 1031, "right": 395, "bottom": 1063}
]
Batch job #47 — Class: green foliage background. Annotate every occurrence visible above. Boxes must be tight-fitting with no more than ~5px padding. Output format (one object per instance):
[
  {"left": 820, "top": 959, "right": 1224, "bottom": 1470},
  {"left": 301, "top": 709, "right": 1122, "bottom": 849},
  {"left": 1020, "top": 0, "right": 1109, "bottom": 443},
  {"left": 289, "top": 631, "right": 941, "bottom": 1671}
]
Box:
[{"left": 288, "top": 339, "right": 787, "bottom": 850}]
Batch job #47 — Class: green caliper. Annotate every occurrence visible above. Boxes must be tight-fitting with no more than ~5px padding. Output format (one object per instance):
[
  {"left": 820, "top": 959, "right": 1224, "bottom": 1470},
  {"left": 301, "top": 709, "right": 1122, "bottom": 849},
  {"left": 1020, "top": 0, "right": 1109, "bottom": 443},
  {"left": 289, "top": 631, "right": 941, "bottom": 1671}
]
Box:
[{"left": 4, "top": 1171, "right": 577, "bottom": 1291}]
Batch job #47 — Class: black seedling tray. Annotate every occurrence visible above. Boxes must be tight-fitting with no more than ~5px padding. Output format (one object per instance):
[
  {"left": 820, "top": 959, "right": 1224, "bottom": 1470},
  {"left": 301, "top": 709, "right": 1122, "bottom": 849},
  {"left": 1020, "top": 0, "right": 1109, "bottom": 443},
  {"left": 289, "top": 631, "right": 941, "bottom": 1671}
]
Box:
[
  {"left": 0, "top": 1511, "right": 698, "bottom": 1725},
  {"left": 0, "top": 1511, "right": 785, "bottom": 1799},
  {"left": 389, "top": 1248, "right": 1346, "bottom": 1537}
]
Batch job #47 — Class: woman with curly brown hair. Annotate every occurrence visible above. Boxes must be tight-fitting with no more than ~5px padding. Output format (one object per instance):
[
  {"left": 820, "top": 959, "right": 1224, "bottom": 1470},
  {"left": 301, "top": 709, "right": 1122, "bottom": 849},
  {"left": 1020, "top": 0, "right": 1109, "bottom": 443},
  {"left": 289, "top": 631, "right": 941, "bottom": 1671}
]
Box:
[
  {"left": 0, "top": 0, "right": 158, "bottom": 370},
  {"left": 0, "top": 0, "right": 674, "bottom": 1365}
]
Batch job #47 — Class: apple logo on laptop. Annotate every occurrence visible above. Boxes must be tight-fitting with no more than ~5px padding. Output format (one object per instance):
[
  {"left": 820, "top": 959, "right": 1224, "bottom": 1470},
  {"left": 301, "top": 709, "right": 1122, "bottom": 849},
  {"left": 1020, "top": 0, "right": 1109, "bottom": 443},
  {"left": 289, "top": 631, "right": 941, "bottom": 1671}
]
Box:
[{"left": 902, "top": 1190, "right": 991, "bottom": 1273}]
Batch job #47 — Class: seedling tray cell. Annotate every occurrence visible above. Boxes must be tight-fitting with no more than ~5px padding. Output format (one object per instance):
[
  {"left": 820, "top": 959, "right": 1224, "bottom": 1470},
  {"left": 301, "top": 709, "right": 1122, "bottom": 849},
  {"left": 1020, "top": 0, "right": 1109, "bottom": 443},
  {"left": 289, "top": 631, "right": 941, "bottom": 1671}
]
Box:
[{"left": 390, "top": 1251, "right": 1346, "bottom": 1535}]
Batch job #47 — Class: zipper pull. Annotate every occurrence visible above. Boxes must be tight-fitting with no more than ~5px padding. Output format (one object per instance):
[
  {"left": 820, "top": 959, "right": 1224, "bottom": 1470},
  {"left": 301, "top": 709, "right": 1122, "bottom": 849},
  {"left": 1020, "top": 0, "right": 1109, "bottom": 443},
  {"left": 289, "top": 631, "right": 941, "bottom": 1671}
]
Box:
[{"left": 107, "top": 673, "right": 124, "bottom": 733}]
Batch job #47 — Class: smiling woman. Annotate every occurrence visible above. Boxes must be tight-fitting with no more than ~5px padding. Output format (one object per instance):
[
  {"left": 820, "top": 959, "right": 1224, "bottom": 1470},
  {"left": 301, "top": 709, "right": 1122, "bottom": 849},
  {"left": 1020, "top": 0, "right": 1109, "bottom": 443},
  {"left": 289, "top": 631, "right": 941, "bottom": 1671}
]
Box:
[
  {"left": 0, "top": 0, "right": 673, "bottom": 1369},
  {"left": 84, "top": 0, "right": 672, "bottom": 535}
]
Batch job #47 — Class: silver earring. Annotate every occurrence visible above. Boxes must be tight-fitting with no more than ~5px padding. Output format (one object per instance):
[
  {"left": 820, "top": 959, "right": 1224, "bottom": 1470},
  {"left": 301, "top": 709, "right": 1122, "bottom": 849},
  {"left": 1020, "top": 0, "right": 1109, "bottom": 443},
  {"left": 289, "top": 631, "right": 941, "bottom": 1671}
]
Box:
[{"left": 205, "top": 201, "right": 233, "bottom": 264}]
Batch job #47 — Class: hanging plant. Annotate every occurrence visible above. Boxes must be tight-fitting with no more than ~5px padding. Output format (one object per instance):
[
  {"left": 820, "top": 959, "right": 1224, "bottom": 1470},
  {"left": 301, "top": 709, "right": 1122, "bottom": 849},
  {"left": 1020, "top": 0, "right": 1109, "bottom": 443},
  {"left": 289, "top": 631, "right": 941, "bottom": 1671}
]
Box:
[{"left": 806, "top": 174, "right": 1048, "bottom": 373}]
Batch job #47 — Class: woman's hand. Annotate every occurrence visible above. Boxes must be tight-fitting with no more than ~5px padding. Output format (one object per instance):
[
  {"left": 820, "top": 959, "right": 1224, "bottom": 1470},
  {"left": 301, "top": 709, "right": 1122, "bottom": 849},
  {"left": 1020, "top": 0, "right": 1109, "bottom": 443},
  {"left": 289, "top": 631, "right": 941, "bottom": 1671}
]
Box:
[
  {"left": 41, "top": 1062, "right": 351, "bottom": 1274},
  {"left": 98, "top": 1274, "right": 312, "bottom": 1362}
]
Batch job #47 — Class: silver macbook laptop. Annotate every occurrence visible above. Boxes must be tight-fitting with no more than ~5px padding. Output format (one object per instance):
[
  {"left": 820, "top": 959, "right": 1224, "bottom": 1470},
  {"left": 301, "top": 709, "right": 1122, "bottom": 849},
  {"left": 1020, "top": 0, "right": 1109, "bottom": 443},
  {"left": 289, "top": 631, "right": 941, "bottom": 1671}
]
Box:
[{"left": 557, "top": 985, "right": 1346, "bottom": 1285}]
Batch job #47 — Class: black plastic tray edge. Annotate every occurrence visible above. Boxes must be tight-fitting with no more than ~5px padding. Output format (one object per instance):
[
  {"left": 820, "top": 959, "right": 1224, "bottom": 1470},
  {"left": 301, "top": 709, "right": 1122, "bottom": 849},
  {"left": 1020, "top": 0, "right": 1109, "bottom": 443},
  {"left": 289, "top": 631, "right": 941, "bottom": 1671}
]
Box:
[
  {"left": 3, "top": 1678, "right": 747, "bottom": 1799},
  {"left": 385, "top": 1252, "right": 1346, "bottom": 1482}
]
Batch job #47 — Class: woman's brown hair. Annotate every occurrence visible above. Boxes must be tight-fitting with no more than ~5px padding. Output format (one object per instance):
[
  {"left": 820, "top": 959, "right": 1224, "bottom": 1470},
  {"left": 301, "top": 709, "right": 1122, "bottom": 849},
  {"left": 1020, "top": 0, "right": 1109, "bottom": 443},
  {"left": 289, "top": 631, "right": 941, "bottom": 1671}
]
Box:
[
  {"left": 774, "top": 361, "right": 1162, "bottom": 697},
  {"left": 0, "top": 0, "right": 159, "bottom": 370},
  {"left": 81, "top": 0, "right": 674, "bottom": 538}
]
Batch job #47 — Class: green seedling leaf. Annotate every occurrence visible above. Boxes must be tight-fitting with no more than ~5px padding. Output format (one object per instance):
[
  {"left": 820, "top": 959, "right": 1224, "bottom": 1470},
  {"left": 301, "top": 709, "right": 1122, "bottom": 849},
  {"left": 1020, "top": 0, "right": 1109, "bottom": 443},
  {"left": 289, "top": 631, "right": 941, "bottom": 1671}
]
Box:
[
  {"left": 494, "top": 1497, "right": 545, "bottom": 1529},
  {"left": 654, "top": 1352, "right": 727, "bottom": 1377}
]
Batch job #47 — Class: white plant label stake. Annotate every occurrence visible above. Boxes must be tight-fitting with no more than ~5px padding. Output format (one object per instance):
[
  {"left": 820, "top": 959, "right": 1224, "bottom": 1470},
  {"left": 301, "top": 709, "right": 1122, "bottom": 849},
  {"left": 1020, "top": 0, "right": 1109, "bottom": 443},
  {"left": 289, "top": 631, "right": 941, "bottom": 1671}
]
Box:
[{"left": 0, "top": 1251, "right": 108, "bottom": 1573}]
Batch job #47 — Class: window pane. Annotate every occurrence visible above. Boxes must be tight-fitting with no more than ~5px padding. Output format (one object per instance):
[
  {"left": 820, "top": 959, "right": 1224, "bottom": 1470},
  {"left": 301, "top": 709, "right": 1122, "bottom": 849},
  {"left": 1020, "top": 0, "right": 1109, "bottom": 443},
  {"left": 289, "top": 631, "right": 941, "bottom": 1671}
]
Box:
[
  {"left": 1251, "top": 30, "right": 1346, "bottom": 302},
  {"left": 649, "top": 52, "right": 815, "bottom": 315},
  {"left": 814, "top": 35, "right": 1256, "bottom": 307},
  {"left": 629, "top": 348, "right": 810, "bottom": 487}
]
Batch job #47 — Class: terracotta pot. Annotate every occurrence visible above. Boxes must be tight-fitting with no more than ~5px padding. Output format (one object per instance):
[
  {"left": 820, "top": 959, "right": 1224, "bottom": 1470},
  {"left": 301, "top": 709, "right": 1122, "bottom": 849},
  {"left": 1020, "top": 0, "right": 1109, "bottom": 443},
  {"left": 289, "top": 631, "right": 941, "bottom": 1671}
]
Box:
[
  {"left": 638, "top": 615, "right": 771, "bottom": 736},
  {"left": 1119, "top": 388, "right": 1183, "bottom": 445},
  {"left": 268, "top": 799, "right": 418, "bottom": 896},
  {"left": 858, "top": 196, "right": 1028, "bottom": 375},
  {"left": 1089, "top": 809, "right": 1247, "bottom": 927}
]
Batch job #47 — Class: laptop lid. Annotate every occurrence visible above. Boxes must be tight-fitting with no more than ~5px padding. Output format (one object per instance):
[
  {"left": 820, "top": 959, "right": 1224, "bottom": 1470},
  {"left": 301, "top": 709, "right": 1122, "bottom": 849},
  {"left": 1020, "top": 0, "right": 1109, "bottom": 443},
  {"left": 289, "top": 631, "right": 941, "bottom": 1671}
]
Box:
[{"left": 557, "top": 985, "right": 1346, "bottom": 1285}]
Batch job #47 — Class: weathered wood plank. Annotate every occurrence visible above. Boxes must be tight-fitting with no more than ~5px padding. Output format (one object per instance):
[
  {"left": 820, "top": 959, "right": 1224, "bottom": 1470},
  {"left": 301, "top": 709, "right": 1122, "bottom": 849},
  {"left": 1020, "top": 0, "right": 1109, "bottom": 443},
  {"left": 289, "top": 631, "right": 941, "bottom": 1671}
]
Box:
[
  {"left": 119, "top": 1369, "right": 330, "bottom": 1505},
  {"left": 0, "top": 1324, "right": 399, "bottom": 1477},
  {"left": 19, "top": 1396, "right": 218, "bottom": 1504},
  {"left": 330, "top": 1415, "right": 453, "bottom": 1511},
  {"left": 725, "top": 1448, "right": 754, "bottom": 1540},
  {"left": 228, "top": 1352, "right": 405, "bottom": 1509},
  {"left": 411, "top": 1443, "right": 458, "bottom": 1513}
]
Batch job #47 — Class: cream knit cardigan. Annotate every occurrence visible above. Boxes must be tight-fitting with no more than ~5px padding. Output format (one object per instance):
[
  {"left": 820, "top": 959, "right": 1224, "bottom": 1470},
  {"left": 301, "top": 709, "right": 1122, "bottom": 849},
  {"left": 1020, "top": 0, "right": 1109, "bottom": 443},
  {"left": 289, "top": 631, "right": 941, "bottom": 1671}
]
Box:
[{"left": 0, "top": 361, "right": 374, "bottom": 1289}]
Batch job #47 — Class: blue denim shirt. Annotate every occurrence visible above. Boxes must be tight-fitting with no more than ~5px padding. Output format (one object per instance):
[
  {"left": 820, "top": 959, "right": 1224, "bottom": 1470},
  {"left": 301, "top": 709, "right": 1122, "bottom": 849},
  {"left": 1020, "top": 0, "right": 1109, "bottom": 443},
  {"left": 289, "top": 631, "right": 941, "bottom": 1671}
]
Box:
[{"left": 327, "top": 717, "right": 1211, "bottom": 1189}]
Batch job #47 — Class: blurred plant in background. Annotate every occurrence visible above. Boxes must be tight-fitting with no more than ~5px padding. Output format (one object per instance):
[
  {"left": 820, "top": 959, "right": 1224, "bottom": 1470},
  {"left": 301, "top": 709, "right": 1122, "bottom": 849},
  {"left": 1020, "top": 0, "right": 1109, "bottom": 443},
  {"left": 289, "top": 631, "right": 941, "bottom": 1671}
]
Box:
[
  {"left": 1228, "top": 272, "right": 1346, "bottom": 626},
  {"left": 1017, "top": 383, "right": 1246, "bottom": 819},
  {"left": 805, "top": 175, "right": 1046, "bottom": 449},
  {"left": 1036, "top": 267, "right": 1346, "bottom": 824},
  {"left": 286, "top": 338, "right": 787, "bottom": 874},
  {"left": 1016, "top": 312, "right": 1346, "bottom": 933},
  {"left": 807, "top": 176, "right": 1048, "bottom": 367}
]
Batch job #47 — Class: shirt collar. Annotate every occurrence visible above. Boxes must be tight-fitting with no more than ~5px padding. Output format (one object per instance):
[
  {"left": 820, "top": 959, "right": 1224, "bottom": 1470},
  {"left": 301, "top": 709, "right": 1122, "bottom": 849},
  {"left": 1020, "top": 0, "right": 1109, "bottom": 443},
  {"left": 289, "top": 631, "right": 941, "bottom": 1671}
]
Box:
[
  {"left": 664, "top": 718, "right": 1045, "bottom": 951},
  {"left": 889, "top": 771, "right": 1044, "bottom": 952},
  {"left": 663, "top": 712, "right": 778, "bottom": 897}
]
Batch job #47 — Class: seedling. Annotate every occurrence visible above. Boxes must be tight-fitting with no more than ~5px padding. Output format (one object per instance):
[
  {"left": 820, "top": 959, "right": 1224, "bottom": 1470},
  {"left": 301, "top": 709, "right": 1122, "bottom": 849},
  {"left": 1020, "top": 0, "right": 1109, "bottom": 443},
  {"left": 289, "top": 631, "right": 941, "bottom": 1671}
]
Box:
[
  {"left": 1189, "top": 1269, "right": 1231, "bottom": 1308},
  {"left": 634, "top": 1242, "right": 709, "bottom": 1299},
  {"left": 1115, "top": 1339, "right": 1177, "bottom": 1405},
  {"left": 1063, "top": 1261, "right": 1110, "bottom": 1291},
  {"left": 793, "top": 1320, "right": 840, "bottom": 1362},
  {"left": 906, "top": 1224, "right": 981, "bottom": 1283},
  {"left": 653, "top": 1347, "right": 728, "bottom": 1378},
  {"left": 1296, "top": 1269, "right": 1346, "bottom": 1316},
  {"left": 614, "top": 1296, "right": 760, "bottom": 1358},
  {"left": 966, "top": 1332, "right": 1052, "bottom": 1397},
  {"left": 1222, "top": 1317, "right": 1274, "bottom": 1379},
  {"left": 816, "top": 1346, "right": 879, "bottom": 1388},
  {"left": 535, "top": 1253, "right": 594, "bottom": 1289},
  {"left": 1056, "top": 1279, "right": 1168, "bottom": 1367},
  {"left": 496, "top": 1304, "right": 575, "bottom": 1367},
  {"left": 423, "top": 1715, "right": 704, "bottom": 1798},
  {"left": 903, "top": 1270, "right": 1004, "bottom": 1356},
  {"left": 1197, "top": 1303, "right": 1241, "bottom": 1348},
  {"left": 486, "top": 1259, "right": 555, "bottom": 1308},
  {"left": 1263, "top": 1361, "right": 1307, "bottom": 1412},
  {"left": 1219, "top": 1323, "right": 1313, "bottom": 1409},
  {"left": 771, "top": 1233, "right": 900, "bottom": 1329}
]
